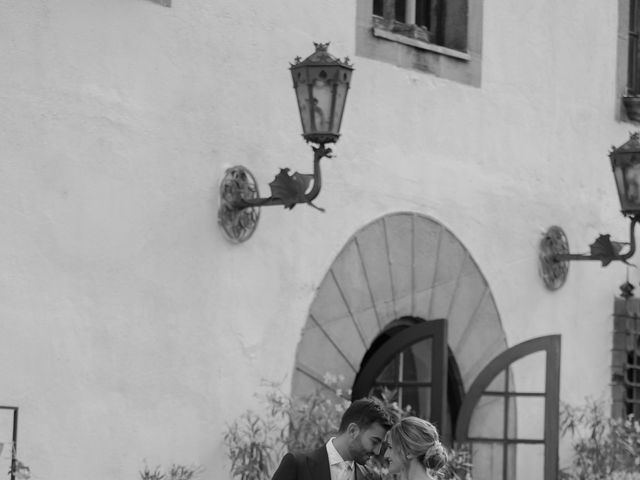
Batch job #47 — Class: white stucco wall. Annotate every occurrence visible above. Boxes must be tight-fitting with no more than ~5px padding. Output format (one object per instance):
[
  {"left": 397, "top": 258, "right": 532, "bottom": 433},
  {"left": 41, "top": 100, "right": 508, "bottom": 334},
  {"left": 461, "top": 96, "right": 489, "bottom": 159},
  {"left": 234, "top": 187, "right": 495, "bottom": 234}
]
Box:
[{"left": 0, "top": 0, "right": 634, "bottom": 478}]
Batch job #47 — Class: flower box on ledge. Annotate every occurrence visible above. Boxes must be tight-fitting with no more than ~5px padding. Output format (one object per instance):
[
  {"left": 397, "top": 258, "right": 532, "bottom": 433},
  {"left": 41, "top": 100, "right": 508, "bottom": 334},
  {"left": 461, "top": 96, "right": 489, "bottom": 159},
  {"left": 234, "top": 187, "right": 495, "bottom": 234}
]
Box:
[{"left": 372, "top": 16, "right": 430, "bottom": 43}]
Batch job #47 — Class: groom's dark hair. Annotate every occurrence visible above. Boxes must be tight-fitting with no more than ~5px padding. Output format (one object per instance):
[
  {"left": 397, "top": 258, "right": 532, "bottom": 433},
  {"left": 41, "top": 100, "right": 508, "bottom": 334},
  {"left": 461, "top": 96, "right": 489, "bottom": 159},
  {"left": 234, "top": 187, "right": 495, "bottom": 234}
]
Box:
[{"left": 338, "top": 396, "right": 394, "bottom": 433}]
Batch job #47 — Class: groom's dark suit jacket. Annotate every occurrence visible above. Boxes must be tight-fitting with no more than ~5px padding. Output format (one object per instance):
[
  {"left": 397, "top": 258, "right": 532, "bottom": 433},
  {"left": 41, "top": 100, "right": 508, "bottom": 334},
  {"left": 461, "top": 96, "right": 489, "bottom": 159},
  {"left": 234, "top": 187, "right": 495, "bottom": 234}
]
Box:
[{"left": 270, "top": 446, "right": 382, "bottom": 480}]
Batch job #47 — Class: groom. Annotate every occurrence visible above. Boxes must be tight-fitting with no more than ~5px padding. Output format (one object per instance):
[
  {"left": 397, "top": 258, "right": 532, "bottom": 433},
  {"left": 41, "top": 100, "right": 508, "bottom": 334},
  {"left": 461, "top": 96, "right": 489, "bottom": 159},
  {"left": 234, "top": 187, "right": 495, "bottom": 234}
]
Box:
[{"left": 271, "top": 396, "right": 394, "bottom": 480}]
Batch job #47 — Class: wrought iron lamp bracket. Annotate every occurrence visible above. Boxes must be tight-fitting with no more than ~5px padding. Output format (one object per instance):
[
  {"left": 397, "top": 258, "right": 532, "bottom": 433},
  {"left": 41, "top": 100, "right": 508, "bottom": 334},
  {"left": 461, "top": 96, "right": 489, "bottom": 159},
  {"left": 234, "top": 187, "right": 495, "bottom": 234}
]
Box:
[
  {"left": 539, "top": 217, "right": 639, "bottom": 290},
  {"left": 218, "top": 144, "right": 332, "bottom": 243}
]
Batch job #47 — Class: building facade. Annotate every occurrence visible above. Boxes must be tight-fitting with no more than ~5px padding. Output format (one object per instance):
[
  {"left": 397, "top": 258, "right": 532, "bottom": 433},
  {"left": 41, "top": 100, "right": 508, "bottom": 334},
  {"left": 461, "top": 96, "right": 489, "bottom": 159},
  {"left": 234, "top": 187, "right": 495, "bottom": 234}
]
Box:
[{"left": 1, "top": 0, "right": 638, "bottom": 479}]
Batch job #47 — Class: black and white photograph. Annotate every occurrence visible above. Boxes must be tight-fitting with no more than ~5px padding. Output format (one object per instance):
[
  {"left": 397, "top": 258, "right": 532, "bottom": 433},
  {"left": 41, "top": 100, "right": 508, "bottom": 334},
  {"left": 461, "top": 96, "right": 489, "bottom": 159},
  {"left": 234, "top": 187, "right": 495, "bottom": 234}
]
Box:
[{"left": 1, "top": 1, "right": 639, "bottom": 479}]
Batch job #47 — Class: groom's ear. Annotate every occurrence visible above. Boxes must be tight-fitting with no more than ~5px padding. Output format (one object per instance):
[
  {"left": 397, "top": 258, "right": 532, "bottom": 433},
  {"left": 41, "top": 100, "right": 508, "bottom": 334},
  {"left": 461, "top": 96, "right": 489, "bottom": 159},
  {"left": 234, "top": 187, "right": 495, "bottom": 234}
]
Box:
[{"left": 346, "top": 422, "right": 360, "bottom": 438}]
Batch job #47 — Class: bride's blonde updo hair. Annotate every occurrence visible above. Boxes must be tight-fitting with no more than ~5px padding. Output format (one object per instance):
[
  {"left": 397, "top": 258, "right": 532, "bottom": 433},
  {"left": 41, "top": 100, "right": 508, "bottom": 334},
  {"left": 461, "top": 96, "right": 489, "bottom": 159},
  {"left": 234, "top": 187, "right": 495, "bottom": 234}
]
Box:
[{"left": 388, "top": 416, "right": 448, "bottom": 473}]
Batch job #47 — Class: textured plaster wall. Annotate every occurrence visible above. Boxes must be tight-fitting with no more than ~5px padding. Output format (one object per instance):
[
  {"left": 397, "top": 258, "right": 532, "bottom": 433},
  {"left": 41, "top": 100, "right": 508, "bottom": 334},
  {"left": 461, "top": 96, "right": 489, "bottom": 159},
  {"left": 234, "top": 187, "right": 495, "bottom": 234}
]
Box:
[{"left": 0, "top": 0, "right": 633, "bottom": 478}]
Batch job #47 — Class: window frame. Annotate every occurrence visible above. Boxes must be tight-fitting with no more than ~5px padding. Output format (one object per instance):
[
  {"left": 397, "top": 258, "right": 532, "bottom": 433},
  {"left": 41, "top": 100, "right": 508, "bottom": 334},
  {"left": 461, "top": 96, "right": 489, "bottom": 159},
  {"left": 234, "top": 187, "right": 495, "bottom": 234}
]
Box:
[
  {"left": 355, "top": 0, "right": 482, "bottom": 87},
  {"left": 372, "top": 0, "right": 462, "bottom": 53},
  {"left": 352, "top": 319, "right": 449, "bottom": 433},
  {"left": 0, "top": 406, "right": 19, "bottom": 480},
  {"left": 454, "top": 335, "right": 561, "bottom": 480},
  {"left": 630, "top": 0, "right": 640, "bottom": 94}
]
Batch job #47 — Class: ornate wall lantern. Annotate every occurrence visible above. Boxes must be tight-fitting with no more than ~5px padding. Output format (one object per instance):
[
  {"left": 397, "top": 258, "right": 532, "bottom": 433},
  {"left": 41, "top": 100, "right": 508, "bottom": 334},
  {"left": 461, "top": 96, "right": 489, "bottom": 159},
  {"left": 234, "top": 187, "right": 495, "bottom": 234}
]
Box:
[
  {"left": 539, "top": 132, "right": 640, "bottom": 289},
  {"left": 218, "top": 43, "right": 354, "bottom": 243}
]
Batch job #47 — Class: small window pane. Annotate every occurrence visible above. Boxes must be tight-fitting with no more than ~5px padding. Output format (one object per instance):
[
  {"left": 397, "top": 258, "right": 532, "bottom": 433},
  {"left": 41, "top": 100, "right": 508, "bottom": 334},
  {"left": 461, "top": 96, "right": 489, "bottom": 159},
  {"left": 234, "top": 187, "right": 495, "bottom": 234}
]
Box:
[
  {"left": 471, "top": 442, "right": 504, "bottom": 480},
  {"left": 375, "top": 356, "right": 399, "bottom": 383},
  {"left": 510, "top": 444, "right": 545, "bottom": 480},
  {"left": 507, "top": 396, "right": 517, "bottom": 439},
  {"left": 509, "top": 351, "right": 546, "bottom": 393},
  {"left": 415, "top": 0, "right": 431, "bottom": 28},
  {"left": 469, "top": 395, "right": 503, "bottom": 438},
  {"left": 395, "top": 0, "right": 406, "bottom": 22},
  {"left": 373, "top": 0, "right": 383, "bottom": 17},
  {"left": 400, "top": 386, "right": 431, "bottom": 418},
  {"left": 402, "top": 338, "right": 432, "bottom": 382},
  {"left": 486, "top": 370, "right": 506, "bottom": 392},
  {"left": 509, "top": 396, "right": 545, "bottom": 440}
]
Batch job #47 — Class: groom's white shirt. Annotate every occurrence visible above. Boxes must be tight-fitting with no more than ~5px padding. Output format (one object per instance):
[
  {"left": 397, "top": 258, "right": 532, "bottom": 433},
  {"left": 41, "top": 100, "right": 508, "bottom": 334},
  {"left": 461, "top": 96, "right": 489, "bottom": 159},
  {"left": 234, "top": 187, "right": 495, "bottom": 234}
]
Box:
[{"left": 326, "top": 437, "right": 354, "bottom": 480}]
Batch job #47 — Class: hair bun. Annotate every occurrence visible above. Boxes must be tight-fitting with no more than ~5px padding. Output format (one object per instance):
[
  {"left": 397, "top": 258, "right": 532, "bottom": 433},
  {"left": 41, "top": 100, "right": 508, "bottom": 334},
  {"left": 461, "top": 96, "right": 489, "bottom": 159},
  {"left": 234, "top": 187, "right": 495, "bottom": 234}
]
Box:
[{"left": 422, "top": 441, "right": 448, "bottom": 472}]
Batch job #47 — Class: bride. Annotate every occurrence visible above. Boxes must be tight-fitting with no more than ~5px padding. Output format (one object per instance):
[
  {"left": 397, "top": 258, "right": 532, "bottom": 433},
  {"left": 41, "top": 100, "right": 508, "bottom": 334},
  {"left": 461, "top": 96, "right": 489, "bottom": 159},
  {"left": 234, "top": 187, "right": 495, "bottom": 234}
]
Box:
[{"left": 383, "top": 416, "right": 449, "bottom": 480}]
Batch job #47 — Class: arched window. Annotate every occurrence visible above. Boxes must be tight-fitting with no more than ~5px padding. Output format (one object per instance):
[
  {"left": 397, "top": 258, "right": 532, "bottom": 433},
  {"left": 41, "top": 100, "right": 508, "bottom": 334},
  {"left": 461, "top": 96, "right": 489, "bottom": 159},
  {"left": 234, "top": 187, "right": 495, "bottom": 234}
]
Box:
[
  {"left": 455, "top": 335, "right": 561, "bottom": 480},
  {"left": 351, "top": 318, "right": 464, "bottom": 444},
  {"left": 352, "top": 325, "right": 561, "bottom": 480}
]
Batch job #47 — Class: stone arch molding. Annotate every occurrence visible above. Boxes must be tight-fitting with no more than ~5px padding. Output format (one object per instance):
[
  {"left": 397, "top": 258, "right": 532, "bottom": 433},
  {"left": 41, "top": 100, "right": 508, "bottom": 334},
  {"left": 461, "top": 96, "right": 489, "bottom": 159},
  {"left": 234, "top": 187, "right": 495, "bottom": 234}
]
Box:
[{"left": 291, "top": 212, "right": 508, "bottom": 398}]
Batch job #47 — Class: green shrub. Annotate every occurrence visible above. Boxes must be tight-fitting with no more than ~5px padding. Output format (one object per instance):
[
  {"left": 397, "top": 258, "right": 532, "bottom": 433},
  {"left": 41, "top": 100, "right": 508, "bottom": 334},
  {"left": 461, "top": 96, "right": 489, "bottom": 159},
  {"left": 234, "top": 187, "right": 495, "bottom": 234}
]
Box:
[{"left": 559, "top": 399, "right": 640, "bottom": 479}]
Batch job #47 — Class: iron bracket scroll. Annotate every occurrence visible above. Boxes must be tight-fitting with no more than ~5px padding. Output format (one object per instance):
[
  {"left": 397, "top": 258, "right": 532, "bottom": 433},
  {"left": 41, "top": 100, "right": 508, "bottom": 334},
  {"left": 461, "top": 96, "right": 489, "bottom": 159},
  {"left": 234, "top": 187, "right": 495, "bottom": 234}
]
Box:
[
  {"left": 539, "top": 218, "right": 639, "bottom": 290},
  {"left": 218, "top": 144, "right": 332, "bottom": 243}
]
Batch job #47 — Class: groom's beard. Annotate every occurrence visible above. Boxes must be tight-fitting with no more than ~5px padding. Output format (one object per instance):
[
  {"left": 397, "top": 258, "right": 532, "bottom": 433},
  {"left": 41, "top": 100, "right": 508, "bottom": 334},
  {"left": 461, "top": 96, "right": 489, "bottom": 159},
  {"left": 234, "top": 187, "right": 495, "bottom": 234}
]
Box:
[{"left": 349, "top": 436, "right": 373, "bottom": 465}]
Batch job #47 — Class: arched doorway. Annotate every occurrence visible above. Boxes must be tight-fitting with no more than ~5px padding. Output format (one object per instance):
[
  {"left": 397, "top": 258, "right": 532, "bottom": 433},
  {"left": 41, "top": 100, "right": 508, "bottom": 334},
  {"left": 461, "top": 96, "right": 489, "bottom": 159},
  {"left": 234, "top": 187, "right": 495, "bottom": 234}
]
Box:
[
  {"left": 290, "top": 212, "right": 561, "bottom": 479},
  {"left": 291, "top": 212, "right": 508, "bottom": 400}
]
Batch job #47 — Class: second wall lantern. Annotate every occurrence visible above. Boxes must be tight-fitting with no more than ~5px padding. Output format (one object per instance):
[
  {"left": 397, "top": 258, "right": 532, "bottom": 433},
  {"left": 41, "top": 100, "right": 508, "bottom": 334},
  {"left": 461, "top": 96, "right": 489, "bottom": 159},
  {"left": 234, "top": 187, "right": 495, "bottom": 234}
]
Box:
[
  {"left": 539, "top": 132, "right": 640, "bottom": 289},
  {"left": 218, "top": 43, "right": 354, "bottom": 243}
]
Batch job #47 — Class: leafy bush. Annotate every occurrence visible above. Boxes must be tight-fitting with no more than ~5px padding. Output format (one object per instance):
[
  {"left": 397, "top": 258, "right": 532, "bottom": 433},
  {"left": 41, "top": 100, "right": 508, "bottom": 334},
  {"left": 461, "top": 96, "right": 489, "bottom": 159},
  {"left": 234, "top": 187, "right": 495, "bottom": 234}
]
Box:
[
  {"left": 223, "top": 376, "right": 348, "bottom": 480},
  {"left": 223, "top": 409, "right": 283, "bottom": 480},
  {"left": 559, "top": 399, "right": 640, "bottom": 479},
  {"left": 140, "top": 465, "right": 165, "bottom": 480},
  {"left": 139, "top": 463, "right": 203, "bottom": 480}
]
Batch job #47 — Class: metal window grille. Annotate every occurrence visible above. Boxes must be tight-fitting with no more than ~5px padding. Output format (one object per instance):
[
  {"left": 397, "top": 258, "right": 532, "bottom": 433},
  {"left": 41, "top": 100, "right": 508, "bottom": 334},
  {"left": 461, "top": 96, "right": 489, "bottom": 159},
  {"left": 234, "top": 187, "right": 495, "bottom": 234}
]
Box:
[
  {"left": 626, "top": 341, "right": 640, "bottom": 417},
  {"left": 620, "top": 315, "right": 640, "bottom": 417},
  {"left": 612, "top": 297, "right": 640, "bottom": 419}
]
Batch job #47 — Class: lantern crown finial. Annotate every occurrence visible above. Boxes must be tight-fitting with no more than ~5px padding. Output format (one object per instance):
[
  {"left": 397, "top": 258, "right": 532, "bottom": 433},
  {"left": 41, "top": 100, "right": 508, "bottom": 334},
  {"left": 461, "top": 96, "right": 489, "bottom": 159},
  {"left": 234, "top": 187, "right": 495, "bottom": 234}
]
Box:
[
  {"left": 291, "top": 42, "right": 353, "bottom": 69},
  {"left": 611, "top": 131, "right": 640, "bottom": 155}
]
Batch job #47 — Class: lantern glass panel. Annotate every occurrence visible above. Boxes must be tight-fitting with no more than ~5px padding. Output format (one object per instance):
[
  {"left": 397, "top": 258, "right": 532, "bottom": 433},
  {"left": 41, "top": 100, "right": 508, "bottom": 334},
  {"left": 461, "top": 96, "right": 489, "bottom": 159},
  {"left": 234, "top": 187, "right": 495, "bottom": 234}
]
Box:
[
  {"left": 612, "top": 150, "right": 640, "bottom": 214},
  {"left": 613, "top": 165, "right": 628, "bottom": 210},
  {"left": 331, "top": 80, "right": 350, "bottom": 136},
  {"left": 310, "top": 71, "right": 334, "bottom": 134},
  {"left": 620, "top": 162, "right": 640, "bottom": 212},
  {"left": 294, "top": 81, "right": 313, "bottom": 136}
]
